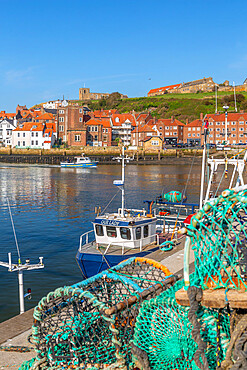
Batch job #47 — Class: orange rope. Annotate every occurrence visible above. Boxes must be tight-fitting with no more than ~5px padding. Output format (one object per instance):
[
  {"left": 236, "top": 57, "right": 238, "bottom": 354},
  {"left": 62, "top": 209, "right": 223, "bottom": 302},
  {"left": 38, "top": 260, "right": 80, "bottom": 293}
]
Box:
[{"left": 135, "top": 257, "right": 171, "bottom": 276}]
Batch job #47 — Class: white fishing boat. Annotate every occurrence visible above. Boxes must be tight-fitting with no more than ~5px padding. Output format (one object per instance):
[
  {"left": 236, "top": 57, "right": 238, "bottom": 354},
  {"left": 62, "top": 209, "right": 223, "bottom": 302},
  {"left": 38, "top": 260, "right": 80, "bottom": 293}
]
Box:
[
  {"left": 76, "top": 147, "right": 160, "bottom": 279},
  {"left": 60, "top": 153, "right": 98, "bottom": 168}
]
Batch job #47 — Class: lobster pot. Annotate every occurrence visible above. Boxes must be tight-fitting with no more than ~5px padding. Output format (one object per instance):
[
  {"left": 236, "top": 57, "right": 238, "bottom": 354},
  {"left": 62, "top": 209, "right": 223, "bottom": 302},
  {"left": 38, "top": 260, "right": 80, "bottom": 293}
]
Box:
[
  {"left": 132, "top": 279, "right": 231, "bottom": 370},
  {"left": 31, "top": 259, "right": 175, "bottom": 369},
  {"left": 186, "top": 188, "right": 247, "bottom": 290},
  {"left": 111, "top": 257, "right": 172, "bottom": 290}
]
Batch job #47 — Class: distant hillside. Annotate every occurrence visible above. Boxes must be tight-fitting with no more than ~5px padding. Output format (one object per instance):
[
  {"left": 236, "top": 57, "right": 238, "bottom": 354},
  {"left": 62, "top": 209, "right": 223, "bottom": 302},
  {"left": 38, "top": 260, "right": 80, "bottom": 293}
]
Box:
[{"left": 69, "top": 91, "right": 247, "bottom": 123}]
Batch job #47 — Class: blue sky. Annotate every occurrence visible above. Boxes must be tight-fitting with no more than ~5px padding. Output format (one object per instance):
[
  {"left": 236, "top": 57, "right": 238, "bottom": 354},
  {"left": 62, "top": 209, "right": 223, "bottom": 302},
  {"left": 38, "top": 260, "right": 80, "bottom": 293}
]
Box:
[{"left": 1, "top": 0, "right": 247, "bottom": 111}]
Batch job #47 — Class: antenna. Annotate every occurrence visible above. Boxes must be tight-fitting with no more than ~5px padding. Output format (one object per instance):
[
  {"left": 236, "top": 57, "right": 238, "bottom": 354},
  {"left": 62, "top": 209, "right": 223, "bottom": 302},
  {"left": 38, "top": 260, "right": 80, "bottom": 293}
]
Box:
[
  {"left": 113, "top": 146, "right": 125, "bottom": 217},
  {"left": 0, "top": 198, "right": 44, "bottom": 314},
  {"left": 233, "top": 81, "right": 237, "bottom": 112}
]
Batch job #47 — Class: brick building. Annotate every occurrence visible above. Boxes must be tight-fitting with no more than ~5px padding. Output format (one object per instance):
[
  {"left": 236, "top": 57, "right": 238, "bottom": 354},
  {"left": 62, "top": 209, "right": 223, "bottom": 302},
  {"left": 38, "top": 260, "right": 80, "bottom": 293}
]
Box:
[
  {"left": 205, "top": 112, "right": 247, "bottom": 145},
  {"left": 176, "top": 77, "right": 216, "bottom": 94},
  {"left": 183, "top": 119, "right": 203, "bottom": 146},
  {"left": 85, "top": 118, "right": 112, "bottom": 147},
  {"left": 57, "top": 106, "right": 89, "bottom": 146},
  {"left": 154, "top": 118, "right": 185, "bottom": 145},
  {"left": 79, "top": 88, "right": 127, "bottom": 101},
  {"left": 131, "top": 124, "right": 157, "bottom": 146}
]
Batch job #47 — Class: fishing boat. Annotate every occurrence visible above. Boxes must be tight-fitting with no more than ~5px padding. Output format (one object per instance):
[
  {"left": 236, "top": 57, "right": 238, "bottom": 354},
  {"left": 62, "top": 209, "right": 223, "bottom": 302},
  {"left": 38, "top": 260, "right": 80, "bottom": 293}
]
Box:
[
  {"left": 60, "top": 153, "right": 98, "bottom": 168},
  {"left": 76, "top": 147, "right": 160, "bottom": 279}
]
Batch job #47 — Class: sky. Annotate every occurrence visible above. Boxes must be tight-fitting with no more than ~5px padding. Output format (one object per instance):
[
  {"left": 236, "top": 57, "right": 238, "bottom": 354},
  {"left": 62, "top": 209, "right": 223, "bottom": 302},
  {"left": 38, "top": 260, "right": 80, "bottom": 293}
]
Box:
[{"left": 1, "top": 0, "right": 247, "bottom": 112}]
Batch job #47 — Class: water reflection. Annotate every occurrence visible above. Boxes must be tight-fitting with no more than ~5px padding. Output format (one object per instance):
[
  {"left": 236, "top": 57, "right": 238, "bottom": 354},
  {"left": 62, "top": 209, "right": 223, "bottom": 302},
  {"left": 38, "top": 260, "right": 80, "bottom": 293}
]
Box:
[{"left": 0, "top": 162, "right": 204, "bottom": 322}]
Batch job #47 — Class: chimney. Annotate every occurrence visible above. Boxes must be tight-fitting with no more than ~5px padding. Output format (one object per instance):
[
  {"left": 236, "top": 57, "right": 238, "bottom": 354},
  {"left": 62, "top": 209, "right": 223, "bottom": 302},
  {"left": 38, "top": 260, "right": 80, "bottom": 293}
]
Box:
[
  {"left": 171, "top": 116, "right": 174, "bottom": 123},
  {"left": 200, "top": 112, "right": 203, "bottom": 120},
  {"left": 186, "top": 119, "right": 189, "bottom": 125}
]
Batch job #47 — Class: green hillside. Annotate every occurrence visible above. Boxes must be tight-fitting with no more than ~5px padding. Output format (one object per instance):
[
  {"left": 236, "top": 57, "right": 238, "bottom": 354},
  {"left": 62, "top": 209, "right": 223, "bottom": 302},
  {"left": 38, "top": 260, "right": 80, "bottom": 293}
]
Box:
[{"left": 70, "top": 91, "right": 247, "bottom": 123}]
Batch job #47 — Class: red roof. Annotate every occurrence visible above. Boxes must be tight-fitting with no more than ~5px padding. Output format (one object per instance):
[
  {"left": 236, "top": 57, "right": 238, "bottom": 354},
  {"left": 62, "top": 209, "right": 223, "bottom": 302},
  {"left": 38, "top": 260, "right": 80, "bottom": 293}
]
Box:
[
  {"left": 93, "top": 109, "right": 117, "bottom": 118},
  {"left": 35, "top": 113, "right": 54, "bottom": 120},
  {"left": 14, "top": 122, "right": 44, "bottom": 132},
  {"left": 132, "top": 124, "right": 156, "bottom": 134},
  {"left": 205, "top": 113, "right": 247, "bottom": 122},
  {"left": 86, "top": 118, "right": 111, "bottom": 128},
  {"left": 111, "top": 113, "right": 135, "bottom": 126},
  {"left": 148, "top": 84, "right": 182, "bottom": 95},
  {"left": 156, "top": 118, "right": 185, "bottom": 126},
  {"left": 186, "top": 119, "right": 202, "bottom": 127}
]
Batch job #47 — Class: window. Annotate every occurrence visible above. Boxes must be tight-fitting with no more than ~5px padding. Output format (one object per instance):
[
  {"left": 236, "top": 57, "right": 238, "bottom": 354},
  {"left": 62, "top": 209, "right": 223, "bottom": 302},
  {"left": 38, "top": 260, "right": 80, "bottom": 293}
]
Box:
[
  {"left": 79, "top": 117, "right": 82, "bottom": 122},
  {"left": 59, "top": 110, "right": 64, "bottom": 114},
  {"left": 197, "top": 127, "right": 200, "bottom": 131},
  {"left": 216, "top": 128, "right": 221, "bottom": 132},
  {"left": 88, "top": 126, "right": 91, "bottom": 131},
  {"left": 188, "top": 128, "right": 191, "bottom": 131},
  {"left": 239, "top": 121, "right": 244, "bottom": 125},
  {"left": 173, "top": 132, "right": 177, "bottom": 136},
  {"left": 59, "top": 117, "right": 64, "bottom": 122},
  {"left": 106, "top": 128, "right": 108, "bottom": 133},
  {"left": 23, "top": 141, "right": 25, "bottom": 146},
  {"left": 173, "top": 126, "right": 177, "bottom": 130},
  {"left": 23, "top": 133, "right": 25, "bottom": 137},
  {"left": 209, "top": 122, "right": 213, "bottom": 125},
  {"left": 18, "top": 133, "right": 20, "bottom": 137},
  {"left": 75, "top": 135, "right": 81, "bottom": 142},
  {"left": 36, "top": 132, "right": 38, "bottom": 137},
  {"left": 79, "top": 109, "right": 82, "bottom": 113},
  {"left": 91, "top": 126, "right": 94, "bottom": 132},
  {"left": 18, "top": 141, "right": 20, "bottom": 146},
  {"left": 31, "top": 132, "right": 34, "bottom": 137},
  {"left": 232, "top": 134, "right": 236, "bottom": 137},
  {"left": 31, "top": 141, "right": 34, "bottom": 145},
  {"left": 36, "top": 140, "right": 38, "bottom": 145},
  {"left": 106, "top": 226, "right": 117, "bottom": 238},
  {"left": 216, "top": 122, "right": 221, "bottom": 125},
  {"left": 240, "top": 134, "right": 244, "bottom": 137},
  {"left": 144, "top": 225, "right": 149, "bottom": 238},
  {"left": 192, "top": 128, "right": 195, "bottom": 131},
  {"left": 232, "top": 122, "right": 236, "bottom": 125},
  {"left": 95, "top": 224, "right": 104, "bottom": 236},
  {"left": 94, "top": 135, "right": 98, "bottom": 140},
  {"left": 59, "top": 125, "right": 64, "bottom": 132},
  {"left": 103, "top": 128, "right": 105, "bottom": 133},
  {"left": 151, "top": 140, "right": 159, "bottom": 146},
  {"left": 239, "top": 128, "right": 244, "bottom": 131},
  {"left": 197, "top": 133, "right": 200, "bottom": 137},
  {"left": 120, "top": 227, "right": 131, "bottom": 240},
  {"left": 95, "top": 126, "right": 98, "bottom": 132},
  {"left": 192, "top": 133, "right": 195, "bottom": 137},
  {"left": 165, "top": 126, "right": 169, "bottom": 130},
  {"left": 188, "top": 133, "right": 191, "bottom": 137},
  {"left": 136, "top": 227, "right": 141, "bottom": 240},
  {"left": 232, "top": 128, "right": 236, "bottom": 131},
  {"left": 216, "top": 134, "right": 220, "bottom": 138}
]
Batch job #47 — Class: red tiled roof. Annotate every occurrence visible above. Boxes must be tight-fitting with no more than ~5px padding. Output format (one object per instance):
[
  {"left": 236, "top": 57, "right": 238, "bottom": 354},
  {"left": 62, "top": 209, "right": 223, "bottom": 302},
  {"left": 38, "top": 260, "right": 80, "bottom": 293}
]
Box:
[
  {"left": 132, "top": 124, "right": 156, "bottom": 134},
  {"left": 14, "top": 122, "right": 44, "bottom": 131},
  {"left": 85, "top": 118, "right": 111, "bottom": 127},
  {"left": 148, "top": 84, "right": 182, "bottom": 95},
  {"left": 186, "top": 119, "right": 202, "bottom": 127},
  {"left": 111, "top": 113, "right": 135, "bottom": 126},
  {"left": 93, "top": 109, "right": 117, "bottom": 118},
  {"left": 205, "top": 113, "right": 247, "bottom": 121},
  {"left": 35, "top": 113, "right": 54, "bottom": 120},
  {"left": 156, "top": 118, "right": 185, "bottom": 126},
  {"left": 142, "top": 135, "right": 162, "bottom": 142}
]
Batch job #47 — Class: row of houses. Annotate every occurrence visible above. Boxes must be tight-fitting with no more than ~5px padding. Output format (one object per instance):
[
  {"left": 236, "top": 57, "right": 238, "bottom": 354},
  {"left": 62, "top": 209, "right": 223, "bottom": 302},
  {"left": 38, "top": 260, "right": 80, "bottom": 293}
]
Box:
[{"left": 1, "top": 104, "right": 247, "bottom": 149}]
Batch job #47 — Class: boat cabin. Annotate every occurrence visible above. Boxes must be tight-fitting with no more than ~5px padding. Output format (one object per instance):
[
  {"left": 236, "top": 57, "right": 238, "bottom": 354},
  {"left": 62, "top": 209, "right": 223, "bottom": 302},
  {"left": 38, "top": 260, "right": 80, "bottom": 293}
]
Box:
[{"left": 93, "top": 208, "right": 157, "bottom": 250}]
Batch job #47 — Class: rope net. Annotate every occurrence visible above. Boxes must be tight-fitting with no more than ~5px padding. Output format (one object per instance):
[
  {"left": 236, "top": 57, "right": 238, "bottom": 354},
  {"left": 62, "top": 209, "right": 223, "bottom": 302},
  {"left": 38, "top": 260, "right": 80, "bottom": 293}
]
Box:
[
  {"left": 132, "top": 278, "right": 231, "bottom": 370},
  {"left": 186, "top": 188, "right": 247, "bottom": 290},
  {"left": 20, "top": 258, "right": 174, "bottom": 369}
]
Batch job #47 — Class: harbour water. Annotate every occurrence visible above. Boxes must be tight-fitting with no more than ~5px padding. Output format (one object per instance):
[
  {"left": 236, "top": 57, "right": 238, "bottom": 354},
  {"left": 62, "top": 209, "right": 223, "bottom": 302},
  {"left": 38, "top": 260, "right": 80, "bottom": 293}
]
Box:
[{"left": 0, "top": 162, "right": 202, "bottom": 322}]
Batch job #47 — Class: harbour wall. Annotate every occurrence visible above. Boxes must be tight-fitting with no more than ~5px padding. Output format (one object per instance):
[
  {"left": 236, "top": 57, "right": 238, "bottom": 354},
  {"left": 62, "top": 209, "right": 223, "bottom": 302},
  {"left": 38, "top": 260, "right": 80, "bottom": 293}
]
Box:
[{"left": 0, "top": 148, "right": 203, "bottom": 165}]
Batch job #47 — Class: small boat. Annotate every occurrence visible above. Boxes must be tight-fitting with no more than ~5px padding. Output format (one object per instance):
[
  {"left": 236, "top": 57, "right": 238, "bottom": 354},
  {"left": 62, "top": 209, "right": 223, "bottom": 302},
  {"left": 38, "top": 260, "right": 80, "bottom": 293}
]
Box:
[
  {"left": 76, "top": 147, "right": 160, "bottom": 279},
  {"left": 60, "top": 154, "right": 98, "bottom": 168}
]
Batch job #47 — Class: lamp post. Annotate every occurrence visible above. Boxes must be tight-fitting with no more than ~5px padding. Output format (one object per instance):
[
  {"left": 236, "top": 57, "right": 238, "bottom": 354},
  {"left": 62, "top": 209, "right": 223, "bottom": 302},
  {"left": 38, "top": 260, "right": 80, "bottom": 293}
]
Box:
[{"left": 223, "top": 105, "right": 229, "bottom": 145}]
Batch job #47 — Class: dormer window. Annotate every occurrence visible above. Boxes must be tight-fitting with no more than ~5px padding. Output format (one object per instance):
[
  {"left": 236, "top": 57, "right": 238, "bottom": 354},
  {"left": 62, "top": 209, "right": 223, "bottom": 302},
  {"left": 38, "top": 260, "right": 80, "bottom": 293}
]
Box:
[{"left": 115, "top": 117, "right": 120, "bottom": 123}]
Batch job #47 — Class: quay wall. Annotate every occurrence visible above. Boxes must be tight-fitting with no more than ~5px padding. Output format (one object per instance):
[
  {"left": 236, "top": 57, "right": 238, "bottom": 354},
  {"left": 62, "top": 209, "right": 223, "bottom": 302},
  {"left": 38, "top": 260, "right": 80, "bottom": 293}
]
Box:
[{"left": 0, "top": 147, "right": 204, "bottom": 165}]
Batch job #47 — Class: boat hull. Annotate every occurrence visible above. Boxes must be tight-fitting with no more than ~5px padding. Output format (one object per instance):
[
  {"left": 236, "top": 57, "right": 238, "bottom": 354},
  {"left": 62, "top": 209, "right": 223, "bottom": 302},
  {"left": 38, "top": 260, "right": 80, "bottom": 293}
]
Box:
[
  {"left": 60, "top": 162, "right": 97, "bottom": 168},
  {"left": 76, "top": 245, "right": 160, "bottom": 279}
]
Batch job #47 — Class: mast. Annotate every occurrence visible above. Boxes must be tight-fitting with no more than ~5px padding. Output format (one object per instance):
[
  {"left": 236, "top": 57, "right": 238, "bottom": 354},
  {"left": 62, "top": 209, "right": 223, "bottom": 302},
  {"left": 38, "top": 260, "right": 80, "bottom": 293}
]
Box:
[
  {"left": 121, "top": 146, "right": 125, "bottom": 216},
  {"left": 199, "top": 116, "right": 207, "bottom": 208}
]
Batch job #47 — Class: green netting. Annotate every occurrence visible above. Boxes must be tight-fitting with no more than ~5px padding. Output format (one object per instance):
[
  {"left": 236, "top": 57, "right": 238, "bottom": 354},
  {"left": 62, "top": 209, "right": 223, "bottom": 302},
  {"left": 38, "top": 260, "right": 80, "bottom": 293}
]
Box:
[
  {"left": 132, "top": 278, "right": 231, "bottom": 370},
  {"left": 186, "top": 188, "right": 247, "bottom": 290},
  {"left": 19, "top": 257, "right": 175, "bottom": 370}
]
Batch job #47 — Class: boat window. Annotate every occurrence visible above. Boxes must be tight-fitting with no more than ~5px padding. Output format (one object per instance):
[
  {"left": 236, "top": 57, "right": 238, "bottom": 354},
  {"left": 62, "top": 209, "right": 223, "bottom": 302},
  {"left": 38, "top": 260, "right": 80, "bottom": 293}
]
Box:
[
  {"left": 95, "top": 224, "right": 104, "bottom": 236},
  {"left": 106, "top": 226, "right": 117, "bottom": 238},
  {"left": 144, "top": 225, "right": 149, "bottom": 238},
  {"left": 120, "top": 227, "right": 131, "bottom": 240},
  {"left": 136, "top": 227, "right": 141, "bottom": 240}
]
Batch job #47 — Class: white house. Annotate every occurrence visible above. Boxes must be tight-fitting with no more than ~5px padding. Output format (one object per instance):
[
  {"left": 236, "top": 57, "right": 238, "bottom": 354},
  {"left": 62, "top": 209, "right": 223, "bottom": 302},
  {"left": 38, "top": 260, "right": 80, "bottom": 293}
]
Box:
[
  {"left": 43, "top": 99, "right": 68, "bottom": 109},
  {"left": 0, "top": 118, "right": 17, "bottom": 147},
  {"left": 12, "top": 122, "right": 56, "bottom": 149}
]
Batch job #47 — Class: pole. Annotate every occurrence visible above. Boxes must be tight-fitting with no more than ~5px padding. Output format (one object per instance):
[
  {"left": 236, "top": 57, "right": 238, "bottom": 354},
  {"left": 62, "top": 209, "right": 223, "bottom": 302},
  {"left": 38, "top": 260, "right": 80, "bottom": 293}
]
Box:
[
  {"left": 18, "top": 270, "right": 25, "bottom": 314},
  {"left": 121, "top": 146, "right": 125, "bottom": 217},
  {"left": 225, "top": 110, "right": 228, "bottom": 144},
  {"left": 200, "top": 121, "right": 206, "bottom": 208}
]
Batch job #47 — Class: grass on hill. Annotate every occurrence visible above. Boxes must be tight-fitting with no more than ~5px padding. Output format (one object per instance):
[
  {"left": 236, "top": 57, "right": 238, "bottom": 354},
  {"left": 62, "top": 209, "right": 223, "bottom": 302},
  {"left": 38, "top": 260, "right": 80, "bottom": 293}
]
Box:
[{"left": 70, "top": 91, "right": 247, "bottom": 123}]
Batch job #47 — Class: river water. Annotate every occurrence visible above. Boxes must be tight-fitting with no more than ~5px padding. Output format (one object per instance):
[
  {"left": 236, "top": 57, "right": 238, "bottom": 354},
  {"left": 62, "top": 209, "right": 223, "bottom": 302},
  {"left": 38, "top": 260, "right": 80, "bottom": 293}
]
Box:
[{"left": 0, "top": 162, "right": 203, "bottom": 322}]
